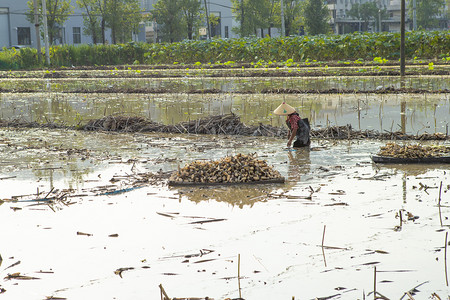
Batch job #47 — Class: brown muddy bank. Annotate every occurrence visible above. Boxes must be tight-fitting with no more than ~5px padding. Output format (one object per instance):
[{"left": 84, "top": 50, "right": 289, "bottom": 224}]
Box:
[
  {"left": 2, "top": 69, "right": 448, "bottom": 79},
  {"left": 3, "top": 86, "right": 449, "bottom": 94},
  {"left": 0, "top": 114, "right": 448, "bottom": 141}
]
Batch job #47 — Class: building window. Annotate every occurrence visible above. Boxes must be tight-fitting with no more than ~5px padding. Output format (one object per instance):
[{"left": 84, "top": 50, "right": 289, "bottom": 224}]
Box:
[
  {"left": 17, "top": 27, "right": 31, "bottom": 45},
  {"left": 225, "top": 26, "right": 229, "bottom": 38},
  {"left": 73, "top": 27, "right": 81, "bottom": 44},
  {"left": 210, "top": 12, "right": 221, "bottom": 37}
]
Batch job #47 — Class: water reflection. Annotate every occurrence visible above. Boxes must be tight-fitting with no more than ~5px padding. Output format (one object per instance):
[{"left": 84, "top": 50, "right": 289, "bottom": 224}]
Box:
[
  {"left": 401, "top": 101, "right": 406, "bottom": 134},
  {"left": 174, "top": 185, "right": 276, "bottom": 208},
  {"left": 376, "top": 163, "right": 449, "bottom": 177},
  {"left": 1, "top": 93, "right": 448, "bottom": 135},
  {"left": 372, "top": 162, "right": 448, "bottom": 206},
  {"left": 286, "top": 148, "right": 311, "bottom": 182}
]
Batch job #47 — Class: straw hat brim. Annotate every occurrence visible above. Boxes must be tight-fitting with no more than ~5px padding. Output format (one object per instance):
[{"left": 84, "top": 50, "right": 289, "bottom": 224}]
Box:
[{"left": 273, "top": 102, "right": 296, "bottom": 115}]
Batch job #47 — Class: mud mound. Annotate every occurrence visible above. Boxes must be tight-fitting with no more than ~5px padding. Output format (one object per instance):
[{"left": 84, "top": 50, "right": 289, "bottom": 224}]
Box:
[
  {"left": 83, "top": 114, "right": 286, "bottom": 137},
  {"left": 84, "top": 115, "right": 163, "bottom": 132},
  {"left": 0, "top": 119, "right": 67, "bottom": 129}
]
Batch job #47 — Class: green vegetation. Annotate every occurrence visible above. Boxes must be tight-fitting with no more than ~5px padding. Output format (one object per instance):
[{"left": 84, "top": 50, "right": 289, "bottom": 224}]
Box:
[
  {"left": 303, "top": 0, "right": 329, "bottom": 35},
  {"left": 408, "top": 0, "right": 446, "bottom": 29},
  {"left": 26, "top": 0, "right": 74, "bottom": 45},
  {"left": 348, "top": 2, "right": 388, "bottom": 32},
  {"left": 0, "top": 31, "right": 449, "bottom": 70}
]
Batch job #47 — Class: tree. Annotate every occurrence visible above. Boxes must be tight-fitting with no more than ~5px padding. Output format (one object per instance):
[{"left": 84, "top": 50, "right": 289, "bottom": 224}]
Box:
[
  {"left": 179, "top": 0, "right": 203, "bottom": 40},
  {"left": 303, "top": 0, "right": 329, "bottom": 35},
  {"left": 76, "top": 0, "right": 101, "bottom": 44},
  {"left": 408, "top": 0, "right": 445, "bottom": 29},
  {"left": 232, "top": 0, "right": 283, "bottom": 37},
  {"left": 266, "top": 0, "right": 279, "bottom": 36},
  {"left": 153, "top": 0, "right": 184, "bottom": 42},
  {"left": 104, "top": 0, "right": 143, "bottom": 44},
  {"left": 26, "top": 0, "right": 74, "bottom": 45},
  {"left": 282, "top": 0, "right": 303, "bottom": 36},
  {"left": 77, "top": 0, "right": 142, "bottom": 44},
  {"left": 89, "top": 0, "right": 108, "bottom": 44},
  {"left": 348, "top": 2, "right": 380, "bottom": 31},
  {"left": 231, "top": 0, "right": 263, "bottom": 37}
]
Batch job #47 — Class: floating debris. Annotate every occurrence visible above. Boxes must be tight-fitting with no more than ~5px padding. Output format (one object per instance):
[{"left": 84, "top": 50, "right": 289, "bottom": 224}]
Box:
[
  {"left": 76, "top": 231, "right": 93, "bottom": 237},
  {"left": 4, "top": 272, "right": 40, "bottom": 280},
  {"left": 114, "top": 267, "right": 135, "bottom": 278},
  {"left": 169, "top": 153, "right": 284, "bottom": 185}
]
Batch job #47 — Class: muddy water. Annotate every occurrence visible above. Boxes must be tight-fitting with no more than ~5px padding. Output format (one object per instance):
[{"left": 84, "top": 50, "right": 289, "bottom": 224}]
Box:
[
  {"left": 1, "top": 72, "right": 450, "bottom": 299},
  {"left": 1, "top": 92, "right": 449, "bottom": 135},
  {"left": 0, "top": 126, "right": 449, "bottom": 299}
]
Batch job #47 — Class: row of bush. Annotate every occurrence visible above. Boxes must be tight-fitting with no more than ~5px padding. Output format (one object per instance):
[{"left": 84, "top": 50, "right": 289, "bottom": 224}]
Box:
[{"left": 1, "top": 31, "right": 449, "bottom": 70}]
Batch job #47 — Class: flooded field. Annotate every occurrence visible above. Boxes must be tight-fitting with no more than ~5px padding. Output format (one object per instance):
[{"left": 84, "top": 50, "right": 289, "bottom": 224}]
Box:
[
  {"left": 1, "top": 92, "right": 449, "bottom": 135},
  {"left": 0, "top": 71, "right": 449, "bottom": 300}
]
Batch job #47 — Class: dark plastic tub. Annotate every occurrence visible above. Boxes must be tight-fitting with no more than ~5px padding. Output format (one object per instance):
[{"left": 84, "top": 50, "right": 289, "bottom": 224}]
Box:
[{"left": 371, "top": 155, "right": 450, "bottom": 164}]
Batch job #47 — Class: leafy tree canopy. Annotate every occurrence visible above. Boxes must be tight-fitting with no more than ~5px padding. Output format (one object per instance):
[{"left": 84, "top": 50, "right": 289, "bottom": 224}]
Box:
[
  {"left": 153, "top": 0, "right": 185, "bottom": 42},
  {"left": 26, "top": 0, "right": 74, "bottom": 44},
  {"left": 303, "top": 0, "right": 329, "bottom": 35},
  {"left": 76, "top": 0, "right": 102, "bottom": 44},
  {"left": 408, "top": 0, "right": 445, "bottom": 29},
  {"left": 348, "top": 2, "right": 387, "bottom": 31},
  {"left": 282, "top": 0, "right": 304, "bottom": 36},
  {"left": 104, "top": 0, "right": 143, "bottom": 44},
  {"left": 179, "top": 0, "right": 204, "bottom": 40}
]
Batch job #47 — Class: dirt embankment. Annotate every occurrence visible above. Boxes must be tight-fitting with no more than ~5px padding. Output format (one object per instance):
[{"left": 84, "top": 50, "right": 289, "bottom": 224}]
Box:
[
  {"left": 1, "top": 86, "right": 449, "bottom": 94},
  {"left": 1, "top": 114, "right": 448, "bottom": 141}
]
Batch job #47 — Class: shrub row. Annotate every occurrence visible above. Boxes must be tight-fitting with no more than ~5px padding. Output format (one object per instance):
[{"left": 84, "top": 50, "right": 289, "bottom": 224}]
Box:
[{"left": 0, "top": 31, "right": 448, "bottom": 69}]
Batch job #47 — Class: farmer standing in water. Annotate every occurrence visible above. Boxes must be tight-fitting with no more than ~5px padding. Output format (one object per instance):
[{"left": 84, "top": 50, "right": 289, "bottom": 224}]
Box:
[{"left": 274, "top": 102, "right": 310, "bottom": 148}]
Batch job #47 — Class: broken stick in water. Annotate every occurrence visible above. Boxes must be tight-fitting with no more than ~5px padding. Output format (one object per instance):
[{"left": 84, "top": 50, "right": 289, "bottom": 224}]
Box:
[
  {"left": 238, "top": 253, "right": 242, "bottom": 299},
  {"left": 373, "top": 266, "right": 377, "bottom": 300},
  {"left": 445, "top": 232, "right": 448, "bottom": 286},
  {"left": 159, "top": 284, "right": 170, "bottom": 300},
  {"left": 322, "top": 225, "right": 327, "bottom": 267}
]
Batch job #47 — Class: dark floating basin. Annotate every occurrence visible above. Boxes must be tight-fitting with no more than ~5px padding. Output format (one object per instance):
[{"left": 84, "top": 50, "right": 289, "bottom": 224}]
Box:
[{"left": 371, "top": 155, "right": 450, "bottom": 164}]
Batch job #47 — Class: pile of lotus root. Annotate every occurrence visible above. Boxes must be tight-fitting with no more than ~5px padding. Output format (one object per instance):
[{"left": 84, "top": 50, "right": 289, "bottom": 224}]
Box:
[
  {"left": 170, "top": 153, "right": 283, "bottom": 183},
  {"left": 377, "top": 143, "right": 450, "bottom": 159}
]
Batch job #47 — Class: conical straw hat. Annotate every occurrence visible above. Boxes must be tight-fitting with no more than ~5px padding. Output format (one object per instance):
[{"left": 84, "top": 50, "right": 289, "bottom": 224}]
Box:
[{"left": 273, "top": 102, "right": 296, "bottom": 115}]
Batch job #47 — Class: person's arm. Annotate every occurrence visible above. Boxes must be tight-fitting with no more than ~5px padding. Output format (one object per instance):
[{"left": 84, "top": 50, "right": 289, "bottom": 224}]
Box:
[{"left": 287, "top": 128, "right": 297, "bottom": 147}]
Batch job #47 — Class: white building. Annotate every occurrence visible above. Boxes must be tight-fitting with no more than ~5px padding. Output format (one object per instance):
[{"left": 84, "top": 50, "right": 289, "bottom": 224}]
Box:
[
  {"left": 0, "top": 0, "right": 448, "bottom": 49},
  {"left": 328, "top": 0, "right": 393, "bottom": 34},
  {"left": 140, "top": 0, "right": 238, "bottom": 41},
  {"left": 0, "top": 0, "right": 116, "bottom": 49}
]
